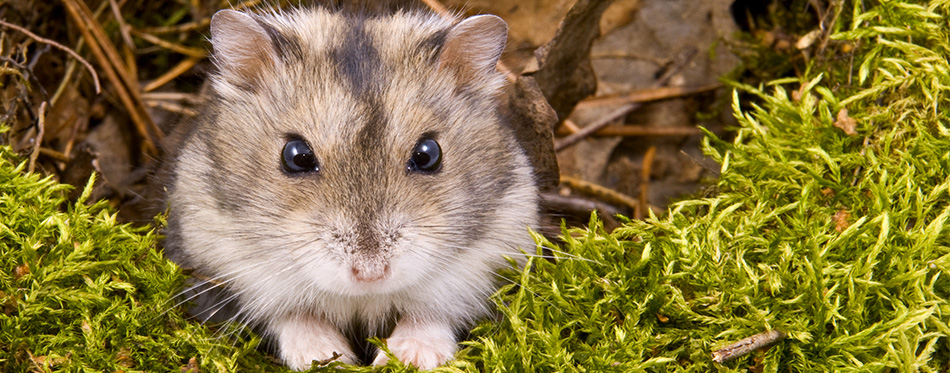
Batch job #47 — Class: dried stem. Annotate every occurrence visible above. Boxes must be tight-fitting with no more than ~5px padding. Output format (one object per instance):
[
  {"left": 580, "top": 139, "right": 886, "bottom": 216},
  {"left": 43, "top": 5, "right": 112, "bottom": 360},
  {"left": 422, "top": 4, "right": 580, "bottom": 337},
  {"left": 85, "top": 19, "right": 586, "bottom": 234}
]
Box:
[
  {"left": 711, "top": 330, "right": 786, "bottom": 363},
  {"left": 28, "top": 102, "right": 47, "bottom": 174},
  {"left": 61, "top": 0, "right": 162, "bottom": 154},
  {"left": 555, "top": 124, "right": 701, "bottom": 137},
  {"left": 555, "top": 48, "right": 699, "bottom": 152},
  {"left": 0, "top": 19, "right": 101, "bottom": 93},
  {"left": 143, "top": 57, "right": 201, "bottom": 92},
  {"left": 575, "top": 83, "right": 721, "bottom": 109},
  {"left": 560, "top": 175, "right": 638, "bottom": 211},
  {"left": 130, "top": 30, "right": 207, "bottom": 58},
  {"left": 636, "top": 146, "right": 656, "bottom": 220}
]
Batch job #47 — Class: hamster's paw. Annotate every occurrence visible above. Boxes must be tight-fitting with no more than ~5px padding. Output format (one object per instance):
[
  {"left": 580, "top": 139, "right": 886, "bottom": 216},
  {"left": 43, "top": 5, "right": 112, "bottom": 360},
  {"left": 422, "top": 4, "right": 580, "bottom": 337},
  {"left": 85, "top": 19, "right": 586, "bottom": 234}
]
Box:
[
  {"left": 275, "top": 314, "right": 355, "bottom": 371},
  {"left": 373, "top": 319, "right": 456, "bottom": 370}
]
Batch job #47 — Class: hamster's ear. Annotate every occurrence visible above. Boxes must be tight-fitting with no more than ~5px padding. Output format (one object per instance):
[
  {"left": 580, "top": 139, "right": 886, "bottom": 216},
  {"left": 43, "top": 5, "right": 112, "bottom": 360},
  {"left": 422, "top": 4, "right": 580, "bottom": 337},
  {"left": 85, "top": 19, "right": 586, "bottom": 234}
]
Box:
[
  {"left": 210, "top": 9, "right": 279, "bottom": 89},
  {"left": 438, "top": 15, "right": 508, "bottom": 86}
]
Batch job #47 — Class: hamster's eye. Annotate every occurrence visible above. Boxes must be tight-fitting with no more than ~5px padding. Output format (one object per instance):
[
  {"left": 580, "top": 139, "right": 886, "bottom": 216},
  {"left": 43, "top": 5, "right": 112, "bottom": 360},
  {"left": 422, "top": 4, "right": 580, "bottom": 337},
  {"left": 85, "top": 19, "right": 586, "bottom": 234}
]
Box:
[
  {"left": 407, "top": 138, "right": 442, "bottom": 173},
  {"left": 281, "top": 138, "right": 319, "bottom": 174}
]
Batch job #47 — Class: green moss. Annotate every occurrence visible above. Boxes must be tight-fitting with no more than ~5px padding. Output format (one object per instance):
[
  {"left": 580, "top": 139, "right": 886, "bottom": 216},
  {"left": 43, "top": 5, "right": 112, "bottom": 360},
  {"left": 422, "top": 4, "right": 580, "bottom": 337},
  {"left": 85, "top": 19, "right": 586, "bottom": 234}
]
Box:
[
  {"left": 3, "top": 0, "right": 950, "bottom": 371},
  {"left": 456, "top": 1, "right": 950, "bottom": 372},
  {"left": 0, "top": 145, "right": 273, "bottom": 371}
]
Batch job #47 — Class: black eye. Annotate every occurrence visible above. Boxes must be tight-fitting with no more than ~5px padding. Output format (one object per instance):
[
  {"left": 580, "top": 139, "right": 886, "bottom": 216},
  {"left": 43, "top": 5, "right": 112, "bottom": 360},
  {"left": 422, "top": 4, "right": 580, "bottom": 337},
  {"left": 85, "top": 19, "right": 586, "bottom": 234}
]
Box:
[
  {"left": 407, "top": 138, "right": 442, "bottom": 173},
  {"left": 281, "top": 138, "right": 319, "bottom": 174}
]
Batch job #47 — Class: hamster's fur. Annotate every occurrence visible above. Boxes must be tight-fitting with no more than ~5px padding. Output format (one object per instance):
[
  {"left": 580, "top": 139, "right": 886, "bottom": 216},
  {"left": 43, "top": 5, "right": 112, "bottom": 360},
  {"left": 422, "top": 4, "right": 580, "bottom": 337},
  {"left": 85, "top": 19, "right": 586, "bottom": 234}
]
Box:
[{"left": 161, "top": 7, "right": 539, "bottom": 370}]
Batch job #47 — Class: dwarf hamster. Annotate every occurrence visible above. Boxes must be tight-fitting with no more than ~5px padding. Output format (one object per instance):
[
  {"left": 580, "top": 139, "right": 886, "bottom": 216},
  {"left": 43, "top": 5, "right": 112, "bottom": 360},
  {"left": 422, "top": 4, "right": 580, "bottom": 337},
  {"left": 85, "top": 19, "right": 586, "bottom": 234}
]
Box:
[{"left": 161, "top": 6, "right": 539, "bottom": 370}]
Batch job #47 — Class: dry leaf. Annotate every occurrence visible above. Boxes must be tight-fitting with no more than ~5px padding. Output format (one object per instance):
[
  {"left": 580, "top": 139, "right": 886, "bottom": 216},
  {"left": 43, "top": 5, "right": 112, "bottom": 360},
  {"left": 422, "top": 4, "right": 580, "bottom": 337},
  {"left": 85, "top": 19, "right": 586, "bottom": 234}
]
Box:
[
  {"left": 117, "top": 347, "right": 134, "bottom": 368},
  {"left": 534, "top": 0, "right": 613, "bottom": 121},
  {"left": 600, "top": 0, "right": 641, "bottom": 35},
  {"left": 834, "top": 108, "right": 857, "bottom": 135},
  {"left": 833, "top": 210, "right": 851, "bottom": 233},
  {"left": 180, "top": 357, "right": 200, "bottom": 373},
  {"left": 795, "top": 29, "right": 822, "bottom": 50},
  {"left": 14, "top": 263, "right": 30, "bottom": 280}
]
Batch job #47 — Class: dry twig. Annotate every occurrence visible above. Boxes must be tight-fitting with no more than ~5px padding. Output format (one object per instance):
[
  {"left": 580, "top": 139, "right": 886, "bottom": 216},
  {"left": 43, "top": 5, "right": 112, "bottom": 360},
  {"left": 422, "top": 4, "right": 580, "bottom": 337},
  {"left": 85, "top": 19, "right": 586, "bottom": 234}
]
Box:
[
  {"left": 130, "top": 30, "right": 207, "bottom": 58},
  {"left": 556, "top": 124, "right": 701, "bottom": 137},
  {"left": 0, "top": 19, "right": 101, "bottom": 93},
  {"left": 540, "top": 192, "right": 622, "bottom": 217},
  {"left": 28, "top": 102, "right": 47, "bottom": 174},
  {"left": 144, "top": 57, "right": 202, "bottom": 92},
  {"left": 560, "top": 175, "right": 638, "bottom": 211},
  {"left": 711, "top": 330, "right": 786, "bottom": 363},
  {"left": 137, "top": 18, "right": 211, "bottom": 35},
  {"left": 61, "top": 0, "right": 163, "bottom": 154},
  {"left": 555, "top": 48, "right": 699, "bottom": 152},
  {"left": 636, "top": 146, "right": 656, "bottom": 220},
  {"left": 575, "top": 84, "right": 722, "bottom": 109}
]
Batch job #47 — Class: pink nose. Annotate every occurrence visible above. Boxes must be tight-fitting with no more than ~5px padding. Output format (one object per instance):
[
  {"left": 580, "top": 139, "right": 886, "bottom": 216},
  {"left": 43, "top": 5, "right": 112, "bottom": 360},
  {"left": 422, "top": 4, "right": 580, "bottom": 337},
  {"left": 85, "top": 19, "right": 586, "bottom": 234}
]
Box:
[{"left": 351, "top": 264, "right": 390, "bottom": 282}]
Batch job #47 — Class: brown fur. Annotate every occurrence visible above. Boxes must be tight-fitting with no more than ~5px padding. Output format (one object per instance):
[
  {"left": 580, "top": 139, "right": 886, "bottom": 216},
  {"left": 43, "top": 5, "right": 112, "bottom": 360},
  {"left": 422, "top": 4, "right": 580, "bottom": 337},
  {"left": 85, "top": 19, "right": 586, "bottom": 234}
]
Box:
[{"left": 161, "top": 7, "right": 538, "bottom": 370}]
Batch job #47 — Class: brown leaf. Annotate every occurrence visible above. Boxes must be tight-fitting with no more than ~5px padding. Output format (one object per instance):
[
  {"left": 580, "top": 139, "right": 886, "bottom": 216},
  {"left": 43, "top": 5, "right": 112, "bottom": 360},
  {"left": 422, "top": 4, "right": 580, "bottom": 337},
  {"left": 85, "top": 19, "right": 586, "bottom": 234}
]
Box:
[
  {"left": 116, "top": 347, "right": 134, "bottom": 368},
  {"left": 834, "top": 108, "right": 857, "bottom": 135},
  {"left": 30, "top": 353, "right": 47, "bottom": 366},
  {"left": 180, "top": 357, "right": 199, "bottom": 373},
  {"left": 833, "top": 210, "right": 851, "bottom": 233},
  {"left": 533, "top": 0, "right": 613, "bottom": 121},
  {"left": 14, "top": 263, "right": 30, "bottom": 280},
  {"left": 1, "top": 291, "right": 16, "bottom": 316},
  {"left": 600, "top": 0, "right": 641, "bottom": 35},
  {"left": 795, "top": 29, "right": 822, "bottom": 50}
]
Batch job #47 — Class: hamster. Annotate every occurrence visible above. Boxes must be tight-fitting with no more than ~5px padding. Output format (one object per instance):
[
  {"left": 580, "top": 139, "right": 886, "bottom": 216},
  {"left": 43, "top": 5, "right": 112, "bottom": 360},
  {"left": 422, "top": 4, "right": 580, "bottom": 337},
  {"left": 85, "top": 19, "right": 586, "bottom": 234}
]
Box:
[{"left": 160, "top": 6, "right": 539, "bottom": 371}]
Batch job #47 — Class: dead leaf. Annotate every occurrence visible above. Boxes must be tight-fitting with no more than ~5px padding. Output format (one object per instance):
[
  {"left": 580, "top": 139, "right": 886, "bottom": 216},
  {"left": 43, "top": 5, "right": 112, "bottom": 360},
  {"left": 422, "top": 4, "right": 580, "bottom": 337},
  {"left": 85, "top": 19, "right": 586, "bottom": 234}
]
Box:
[
  {"left": 116, "top": 347, "right": 134, "bottom": 368},
  {"left": 180, "top": 357, "right": 199, "bottom": 373},
  {"left": 14, "top": 263, "right": 30, "bottom": 280},
  {"left": 600, "top": 0, "right": 641, "bottom": 36},
  {"left": 795, "top": 29, "right": 822, "bottom": 50},
  {"left": 833, "top": 210, "right": 851, "bottom": 233},
  {"left": 534, "top": 0, "right": 614, "bottom": 121},
  {"left": 834, "top": 108, "right": 857, "bottom": 135},
  {"left": 29, "top": 353, "right": 47, "bottom": 367}
]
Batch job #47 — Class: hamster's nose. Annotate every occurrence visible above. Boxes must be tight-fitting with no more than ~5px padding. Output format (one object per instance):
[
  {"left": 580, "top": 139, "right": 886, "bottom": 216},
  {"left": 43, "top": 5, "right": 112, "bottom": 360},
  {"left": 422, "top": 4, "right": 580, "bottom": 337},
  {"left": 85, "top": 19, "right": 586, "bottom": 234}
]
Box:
[{"left": 351, "top": 264, "right": 390, "bottom": 282}]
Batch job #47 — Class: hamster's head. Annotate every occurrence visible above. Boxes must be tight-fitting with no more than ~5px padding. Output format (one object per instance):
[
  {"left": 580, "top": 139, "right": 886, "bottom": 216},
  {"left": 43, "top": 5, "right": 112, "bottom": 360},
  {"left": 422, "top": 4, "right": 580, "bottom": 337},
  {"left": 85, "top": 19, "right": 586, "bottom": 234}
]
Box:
[{"left": 169, "top": 8, "right": 538, "bottom": 299}]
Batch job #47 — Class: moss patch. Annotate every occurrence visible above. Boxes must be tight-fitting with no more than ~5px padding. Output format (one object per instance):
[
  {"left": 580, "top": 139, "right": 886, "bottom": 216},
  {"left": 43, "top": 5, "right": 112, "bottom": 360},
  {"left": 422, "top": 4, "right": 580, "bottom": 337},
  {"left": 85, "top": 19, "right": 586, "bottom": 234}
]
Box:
[
  {"left": 3, "top": 0, "right": 950, "bottom": 372},
  {"left": 458, "top": 1, "right": 950, "bottom": 372},
  {"left": 0, "top": 143, "right": 270, "bottom": 371}
]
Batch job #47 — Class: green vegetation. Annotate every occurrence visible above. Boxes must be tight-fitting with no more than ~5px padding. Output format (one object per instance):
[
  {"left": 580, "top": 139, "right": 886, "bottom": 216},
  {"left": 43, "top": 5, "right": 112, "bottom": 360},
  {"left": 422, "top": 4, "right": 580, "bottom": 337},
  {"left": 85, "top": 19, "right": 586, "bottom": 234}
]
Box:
[
  {"left": 458, "top": 1, "right": 950, "bottom": 372},
  {"left": 0, "top": 144, "right": 271, "bottom": 371},
  {"left": 2, "top": 0, "right": 949, "bottom": 372}
]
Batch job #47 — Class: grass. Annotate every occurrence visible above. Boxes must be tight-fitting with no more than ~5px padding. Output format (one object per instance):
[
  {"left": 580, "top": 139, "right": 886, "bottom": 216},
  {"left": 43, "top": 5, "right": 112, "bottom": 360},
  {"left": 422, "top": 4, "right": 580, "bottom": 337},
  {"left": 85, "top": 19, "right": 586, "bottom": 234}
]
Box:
[{"left": 2, "top": 0, "right": 950, "bottom": 371}]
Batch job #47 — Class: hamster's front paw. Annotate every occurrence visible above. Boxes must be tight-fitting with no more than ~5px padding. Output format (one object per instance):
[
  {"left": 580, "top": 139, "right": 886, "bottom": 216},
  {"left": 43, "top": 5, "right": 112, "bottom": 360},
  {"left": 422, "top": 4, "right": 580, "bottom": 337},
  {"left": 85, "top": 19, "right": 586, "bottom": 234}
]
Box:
[
  {"left": 274, "top": 314, "right": 355, "bottom": 371},
  {"left": 373, "top": 318, "right": 456, "bottom": 370}
]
